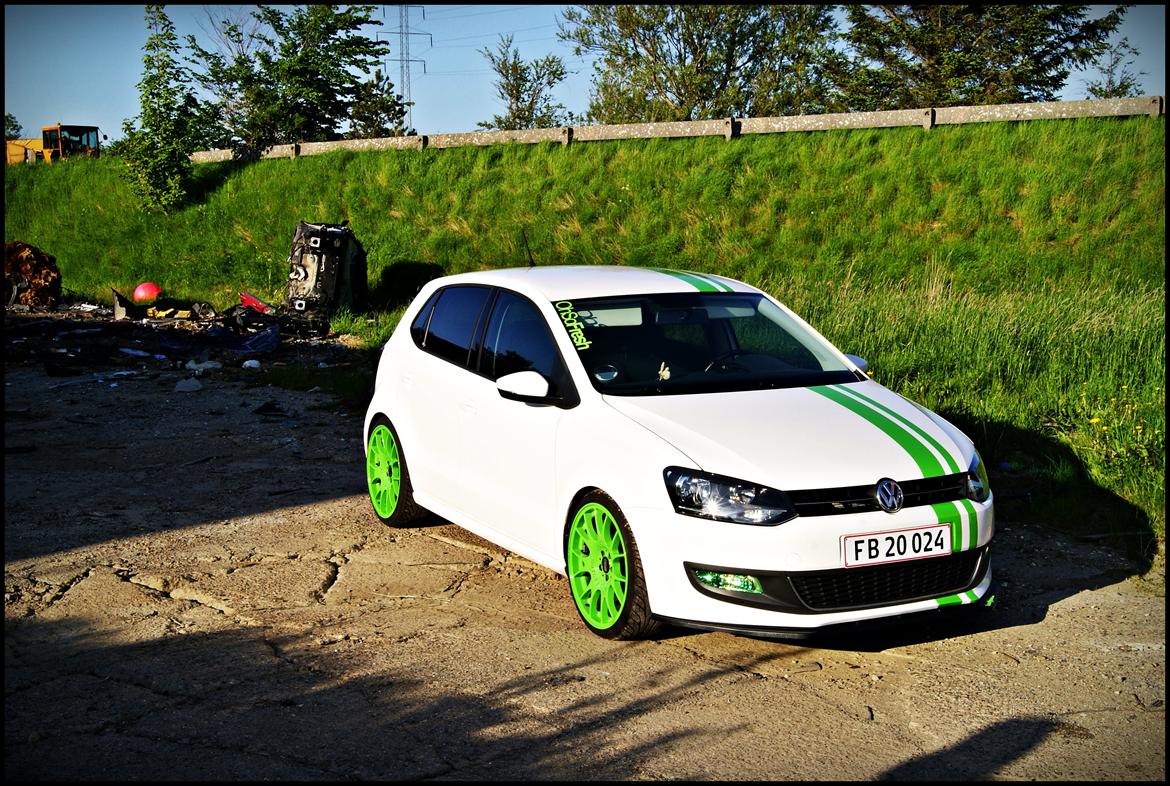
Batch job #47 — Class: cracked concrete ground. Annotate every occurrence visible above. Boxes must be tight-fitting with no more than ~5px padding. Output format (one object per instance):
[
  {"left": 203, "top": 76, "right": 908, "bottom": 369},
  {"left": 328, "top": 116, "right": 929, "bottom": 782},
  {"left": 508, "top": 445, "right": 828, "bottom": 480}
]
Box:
[{"left": 4, "top": 359, "right": 1165, "bottom": 781}]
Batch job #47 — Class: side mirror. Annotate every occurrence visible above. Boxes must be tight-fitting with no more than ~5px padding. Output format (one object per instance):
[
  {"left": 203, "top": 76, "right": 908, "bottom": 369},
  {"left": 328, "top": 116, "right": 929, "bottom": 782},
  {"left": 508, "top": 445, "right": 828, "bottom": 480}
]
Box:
[
  {"left": 845, "top": 354, "right": 869, "bottom": 374},
  {"left": 102, "top": 134, "right": 108, "bottom": 141},
  {"left": 496, "top": 370, "right": 553, "bottom": 404}
]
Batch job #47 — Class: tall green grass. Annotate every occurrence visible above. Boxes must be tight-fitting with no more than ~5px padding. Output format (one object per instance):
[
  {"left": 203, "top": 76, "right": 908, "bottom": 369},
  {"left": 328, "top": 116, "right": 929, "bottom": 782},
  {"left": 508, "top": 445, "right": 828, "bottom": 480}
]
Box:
[{"left": 5, "top": 116, "right": 1165, "bottom": 540}]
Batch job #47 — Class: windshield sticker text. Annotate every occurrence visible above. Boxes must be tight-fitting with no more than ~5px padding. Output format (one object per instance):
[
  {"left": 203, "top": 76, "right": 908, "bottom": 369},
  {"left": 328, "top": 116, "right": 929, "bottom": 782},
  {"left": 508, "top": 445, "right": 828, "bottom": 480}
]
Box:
[{"left": 555, "top": 301, "right": 593, "bottom": 351}]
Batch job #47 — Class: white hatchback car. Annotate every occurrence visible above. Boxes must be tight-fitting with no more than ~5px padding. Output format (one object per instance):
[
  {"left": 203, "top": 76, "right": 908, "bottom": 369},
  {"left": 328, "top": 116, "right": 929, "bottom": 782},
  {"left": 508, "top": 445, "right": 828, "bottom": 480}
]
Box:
[{"left": 364, "top": 266, "right": 995, "bottom": 639}]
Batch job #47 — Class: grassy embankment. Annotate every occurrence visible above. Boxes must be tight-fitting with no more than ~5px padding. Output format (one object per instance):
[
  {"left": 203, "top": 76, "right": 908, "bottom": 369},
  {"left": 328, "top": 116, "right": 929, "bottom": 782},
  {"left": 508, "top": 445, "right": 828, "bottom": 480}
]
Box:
[{"left": 4, "top": 116, "right": 1165, "bottom": 546}]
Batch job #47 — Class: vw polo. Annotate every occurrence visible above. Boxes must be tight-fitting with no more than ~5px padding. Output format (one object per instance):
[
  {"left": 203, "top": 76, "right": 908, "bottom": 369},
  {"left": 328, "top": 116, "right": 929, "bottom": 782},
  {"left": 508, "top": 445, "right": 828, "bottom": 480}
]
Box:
[{"left": 364, "top": 266, "right": 995, "bottom": 639}]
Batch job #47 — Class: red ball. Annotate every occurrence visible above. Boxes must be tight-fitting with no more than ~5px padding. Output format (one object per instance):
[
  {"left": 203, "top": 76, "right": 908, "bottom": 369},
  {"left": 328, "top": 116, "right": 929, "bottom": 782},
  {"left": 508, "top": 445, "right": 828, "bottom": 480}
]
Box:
[{"left": 133, "top": 281, "right": 162, "bottom": 304}]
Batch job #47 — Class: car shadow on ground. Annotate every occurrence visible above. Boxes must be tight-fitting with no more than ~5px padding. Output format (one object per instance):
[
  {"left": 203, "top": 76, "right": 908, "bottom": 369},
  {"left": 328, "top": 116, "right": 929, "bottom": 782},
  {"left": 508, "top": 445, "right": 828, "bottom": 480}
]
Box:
[
  {"left": 877, "top": 716, "right": 1065, "bottom": 780},
  {"left": 3, "top": 616, "right": 746, "bottom": 780}
]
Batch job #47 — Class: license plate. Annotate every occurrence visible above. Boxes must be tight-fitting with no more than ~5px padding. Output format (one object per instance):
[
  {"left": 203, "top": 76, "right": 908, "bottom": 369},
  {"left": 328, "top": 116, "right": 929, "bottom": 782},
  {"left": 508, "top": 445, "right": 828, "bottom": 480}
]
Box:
[{"left": 844, "top": 524, "right": 951, "bottom": 567}]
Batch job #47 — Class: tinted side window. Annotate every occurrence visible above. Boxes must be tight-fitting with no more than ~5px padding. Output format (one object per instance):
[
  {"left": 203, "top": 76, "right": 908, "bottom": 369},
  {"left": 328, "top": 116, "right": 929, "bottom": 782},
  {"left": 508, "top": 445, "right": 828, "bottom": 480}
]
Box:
[
  {"left": 421, "top": 286, "right": 492, "bottom": 366},
  {"left": 481, "top": 292, "right": 565, "bottom": 394}
]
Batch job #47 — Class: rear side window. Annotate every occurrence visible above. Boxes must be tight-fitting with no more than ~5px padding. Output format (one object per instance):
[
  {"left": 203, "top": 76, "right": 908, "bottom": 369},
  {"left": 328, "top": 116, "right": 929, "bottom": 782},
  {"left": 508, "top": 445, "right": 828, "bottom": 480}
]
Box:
[{"left": 415, "top": 285, "right": 492, "bottom": 366}]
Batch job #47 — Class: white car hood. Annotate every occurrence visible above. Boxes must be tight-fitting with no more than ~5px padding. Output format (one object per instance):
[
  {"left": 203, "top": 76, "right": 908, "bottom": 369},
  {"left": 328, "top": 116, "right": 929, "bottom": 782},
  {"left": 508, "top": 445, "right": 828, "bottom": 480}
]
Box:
[{"left": 603, "top": 381, "right": 971, "bottom": 491}]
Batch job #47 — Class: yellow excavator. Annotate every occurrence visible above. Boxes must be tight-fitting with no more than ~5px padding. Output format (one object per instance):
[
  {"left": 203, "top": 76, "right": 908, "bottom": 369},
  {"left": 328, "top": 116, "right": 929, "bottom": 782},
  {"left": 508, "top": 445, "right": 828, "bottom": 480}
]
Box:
[{"left": 6, "top": 124, "right": 105, "bottom": 165}]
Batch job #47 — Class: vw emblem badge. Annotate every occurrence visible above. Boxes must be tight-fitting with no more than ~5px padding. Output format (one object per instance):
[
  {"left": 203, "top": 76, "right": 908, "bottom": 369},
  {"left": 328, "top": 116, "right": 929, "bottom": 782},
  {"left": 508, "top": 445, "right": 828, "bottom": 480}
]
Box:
[{"left": 875, "top": 478, "right": 904, "bottom": 514}]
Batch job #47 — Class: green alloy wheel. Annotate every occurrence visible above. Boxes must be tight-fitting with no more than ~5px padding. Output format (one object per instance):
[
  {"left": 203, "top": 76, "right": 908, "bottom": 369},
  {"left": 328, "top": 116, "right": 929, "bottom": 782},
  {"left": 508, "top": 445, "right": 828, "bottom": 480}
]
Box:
[
  {"left": 366, "top": 417, "right": 423, "bottom": 527},
  {"left": 565, "top": 491, "right": 660, "bottom": 640}
]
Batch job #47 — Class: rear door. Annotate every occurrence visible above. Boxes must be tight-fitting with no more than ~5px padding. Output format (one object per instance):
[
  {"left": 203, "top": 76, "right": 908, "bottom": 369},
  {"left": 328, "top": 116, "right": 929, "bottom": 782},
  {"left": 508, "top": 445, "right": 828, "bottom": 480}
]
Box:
[{"left": 398, "top": 284, "right": 493, "bottom": 501}]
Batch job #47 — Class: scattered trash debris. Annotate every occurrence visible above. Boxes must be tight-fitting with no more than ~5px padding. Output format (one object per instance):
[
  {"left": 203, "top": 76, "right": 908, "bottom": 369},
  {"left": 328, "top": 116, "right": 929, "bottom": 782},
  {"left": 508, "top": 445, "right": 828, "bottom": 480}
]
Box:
[
  {"left": 49, "top": 370, "right": 139, "bottom": 390},
  {"left": 240, "top": 291, "right": 276, "bottom": 314},
  {"left": 7, "top": 220, "right": 379, "bottom": 380},
  {"left": 205, "top": 322, "right": 281, "bottom": 355},
  {"left": 5, "top": 241, "right": 62, "bottom": 309},
  {"left": 174, "top": 377, "right": 203, "bottom": 393}
]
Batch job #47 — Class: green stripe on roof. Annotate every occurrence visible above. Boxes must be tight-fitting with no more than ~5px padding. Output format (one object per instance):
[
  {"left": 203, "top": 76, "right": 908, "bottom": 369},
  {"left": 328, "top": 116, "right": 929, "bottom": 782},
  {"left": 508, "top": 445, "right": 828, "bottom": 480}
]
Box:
[
  {"left": 832, "top": 385, "right": 961, "bottom": 474},
  {"left": 810, "top": 385, "right": 945, "bottom": 477},
  {"left": 650, "top": 268, "right": 719, "bottom": 292},
  {"left": 685, "top": 271, "right": 734, "bottom": 292}
]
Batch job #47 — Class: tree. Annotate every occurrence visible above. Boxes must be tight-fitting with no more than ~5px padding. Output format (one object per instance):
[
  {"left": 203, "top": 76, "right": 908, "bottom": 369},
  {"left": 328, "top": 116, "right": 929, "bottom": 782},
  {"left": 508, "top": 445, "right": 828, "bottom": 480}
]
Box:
[
  {"left": 348, "top": 68, "right": 412, "bottom": 138},
  {"left": 749, "top": 6, "right": 847, "bottom": 117},
  {"left": 557, "top": 5, "right": 844, "bottom": 123},
  {"left": 477, "top": 35, "right": 573, "bottom": 130},
  {"left": 120, "top": 5, "right": 199, "bottom": 213},
  {"left": 187, "top": 5, "right": 389, "bottom": 152},
  {"left": 835, "top": 5, "right": 1130, "bottom": 111},
  {"left": 1085, "top": 37, "right": 1144, "bottom": 99},
  {"left": 5, "top": 113, "right": 22, "bottom": 140}
]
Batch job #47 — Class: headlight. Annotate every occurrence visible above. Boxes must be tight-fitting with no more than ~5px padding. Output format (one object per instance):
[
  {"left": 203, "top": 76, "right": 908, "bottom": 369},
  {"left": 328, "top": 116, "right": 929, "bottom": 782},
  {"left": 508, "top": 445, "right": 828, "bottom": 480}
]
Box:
[
  {"left": 966, "top": 451, "right": 992, "bottom": 503},
  {"left": 664, "top": 467, "right": 796, "bottom": 525}
]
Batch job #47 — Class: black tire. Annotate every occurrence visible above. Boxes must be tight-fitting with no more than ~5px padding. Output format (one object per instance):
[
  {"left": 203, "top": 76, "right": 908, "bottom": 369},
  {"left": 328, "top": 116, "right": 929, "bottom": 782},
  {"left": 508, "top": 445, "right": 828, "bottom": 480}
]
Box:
[
  {"left": 564, "top": 490, "right": 662, "bottom": 640},
  {"left": 366, "top": 415, "right": 426, "bottom": 527}
]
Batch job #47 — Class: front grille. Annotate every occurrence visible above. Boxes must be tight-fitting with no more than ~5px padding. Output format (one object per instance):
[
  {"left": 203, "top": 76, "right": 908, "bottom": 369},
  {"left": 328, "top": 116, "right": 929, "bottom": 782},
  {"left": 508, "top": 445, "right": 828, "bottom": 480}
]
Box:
[
  {"left": 786, "top": 473, "right": 968, "bottom": 516},
  {"left": 786, "top": 548, "right": 984, "bottom": 612}
]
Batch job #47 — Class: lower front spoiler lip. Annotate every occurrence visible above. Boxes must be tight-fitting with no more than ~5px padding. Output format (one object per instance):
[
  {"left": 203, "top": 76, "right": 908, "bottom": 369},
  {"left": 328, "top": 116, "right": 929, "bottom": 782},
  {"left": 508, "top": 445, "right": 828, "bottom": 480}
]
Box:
[{"left": 656, "top": 577, "right": 998, "bottom": 642}]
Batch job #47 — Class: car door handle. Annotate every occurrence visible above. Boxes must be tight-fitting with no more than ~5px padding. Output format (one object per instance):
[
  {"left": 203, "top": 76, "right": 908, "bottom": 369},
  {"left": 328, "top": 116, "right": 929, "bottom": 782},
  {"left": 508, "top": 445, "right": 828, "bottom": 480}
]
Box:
[{"left": 461, "top": 402, "right": 478, "bottom": 416}]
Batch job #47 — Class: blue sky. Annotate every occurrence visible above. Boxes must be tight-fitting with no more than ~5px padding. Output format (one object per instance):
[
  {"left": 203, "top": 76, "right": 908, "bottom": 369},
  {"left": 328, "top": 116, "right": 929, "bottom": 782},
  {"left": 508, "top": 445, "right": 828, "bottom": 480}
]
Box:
[{"left": 4, "top": 4, "right": 1166, "bottom": 141}]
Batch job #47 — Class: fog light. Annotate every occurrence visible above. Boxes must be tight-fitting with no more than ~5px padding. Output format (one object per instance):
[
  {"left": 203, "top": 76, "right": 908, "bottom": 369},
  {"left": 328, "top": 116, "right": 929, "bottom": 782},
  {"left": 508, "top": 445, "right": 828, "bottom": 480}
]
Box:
[{"left": 694, "top": 570, "right": 763, "bottom": 594}]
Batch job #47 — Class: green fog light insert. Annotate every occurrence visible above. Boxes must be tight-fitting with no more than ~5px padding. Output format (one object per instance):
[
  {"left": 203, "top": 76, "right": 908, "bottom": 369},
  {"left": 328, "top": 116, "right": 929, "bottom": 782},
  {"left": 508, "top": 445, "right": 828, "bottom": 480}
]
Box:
[{"left": 695, "top": 570, "right": 764, "bottom": 594}]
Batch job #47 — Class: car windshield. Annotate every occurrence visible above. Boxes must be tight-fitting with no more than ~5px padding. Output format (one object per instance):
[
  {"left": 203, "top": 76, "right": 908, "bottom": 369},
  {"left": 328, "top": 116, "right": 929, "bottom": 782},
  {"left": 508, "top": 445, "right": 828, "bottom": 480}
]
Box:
[{"left": 553, "top": 292, "right": 861, "bottom": 396}]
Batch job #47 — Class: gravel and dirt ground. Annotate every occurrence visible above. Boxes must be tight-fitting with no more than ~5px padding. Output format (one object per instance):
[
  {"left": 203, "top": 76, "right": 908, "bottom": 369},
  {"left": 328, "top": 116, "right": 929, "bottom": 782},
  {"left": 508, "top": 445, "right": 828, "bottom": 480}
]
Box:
[{"left": 4, "top": 311, "right": 1165, "bottom": 781}]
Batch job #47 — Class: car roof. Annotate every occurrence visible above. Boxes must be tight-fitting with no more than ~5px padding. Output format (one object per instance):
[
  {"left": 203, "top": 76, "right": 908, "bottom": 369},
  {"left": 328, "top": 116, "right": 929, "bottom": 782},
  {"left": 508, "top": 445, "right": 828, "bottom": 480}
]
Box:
[{"left": 423, "top": 265, "right": 759, "bottom": 301}]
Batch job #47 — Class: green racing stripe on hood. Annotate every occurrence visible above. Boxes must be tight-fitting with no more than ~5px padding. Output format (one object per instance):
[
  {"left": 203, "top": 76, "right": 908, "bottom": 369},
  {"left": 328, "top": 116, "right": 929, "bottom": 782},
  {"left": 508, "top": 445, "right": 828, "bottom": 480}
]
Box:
[
  {"left": 829, "top": 384, "right": 961, "bottom": 475},
  {"left": 810, "top": 385, "right": 946, "bottom": 478}
]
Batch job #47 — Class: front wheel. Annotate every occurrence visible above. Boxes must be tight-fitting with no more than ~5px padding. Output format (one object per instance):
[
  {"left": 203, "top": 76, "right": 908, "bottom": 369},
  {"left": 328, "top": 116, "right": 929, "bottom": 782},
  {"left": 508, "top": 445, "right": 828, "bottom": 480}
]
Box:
[
  {"left": 564, "top": 491, "right": 661, "bottom": 640},
  {"left": 366, "top": 416, "right": 425, "bottom": 527}
]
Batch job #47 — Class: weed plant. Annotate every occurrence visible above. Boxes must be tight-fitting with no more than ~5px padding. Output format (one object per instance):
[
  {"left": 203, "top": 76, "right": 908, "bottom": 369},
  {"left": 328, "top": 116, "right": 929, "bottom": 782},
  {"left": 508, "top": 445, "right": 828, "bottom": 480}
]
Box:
[{"left": 5, "top": 116, "right": 1164, "bottom": 539}]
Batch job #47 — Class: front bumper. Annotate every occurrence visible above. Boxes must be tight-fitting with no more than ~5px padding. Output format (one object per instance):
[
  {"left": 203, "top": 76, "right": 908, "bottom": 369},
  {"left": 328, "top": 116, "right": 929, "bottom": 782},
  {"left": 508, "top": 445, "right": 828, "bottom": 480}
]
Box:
[{"left": 630, "top": 494, "right": 995, "bottom": 632}]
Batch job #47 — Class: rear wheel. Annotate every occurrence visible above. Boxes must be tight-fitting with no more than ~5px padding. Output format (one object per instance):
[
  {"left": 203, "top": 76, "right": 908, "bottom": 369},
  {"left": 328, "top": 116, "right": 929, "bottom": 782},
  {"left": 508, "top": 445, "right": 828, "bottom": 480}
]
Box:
[
  {"left": 366, "top": 416, "right": 425, "bottom": 527},
  {"left": 565, "top": 491, "right": 661, "bottom": 640}
]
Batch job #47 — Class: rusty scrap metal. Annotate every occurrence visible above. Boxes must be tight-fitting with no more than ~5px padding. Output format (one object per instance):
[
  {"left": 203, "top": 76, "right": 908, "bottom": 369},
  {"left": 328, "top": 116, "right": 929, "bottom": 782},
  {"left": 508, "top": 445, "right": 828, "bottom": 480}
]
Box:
[{"left": 5, "top": 241, "right": 62, "bottom": 309}]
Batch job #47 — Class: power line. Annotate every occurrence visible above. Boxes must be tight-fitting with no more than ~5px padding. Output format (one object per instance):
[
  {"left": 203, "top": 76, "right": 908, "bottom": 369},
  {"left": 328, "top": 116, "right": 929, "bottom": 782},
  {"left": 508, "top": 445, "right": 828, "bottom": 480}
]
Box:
[
  {"left": 424, "top": 5, "right": 533, "bottom": 21},
  {"left": 432, "top": 23, "right": 558, "bottom": 43}
]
